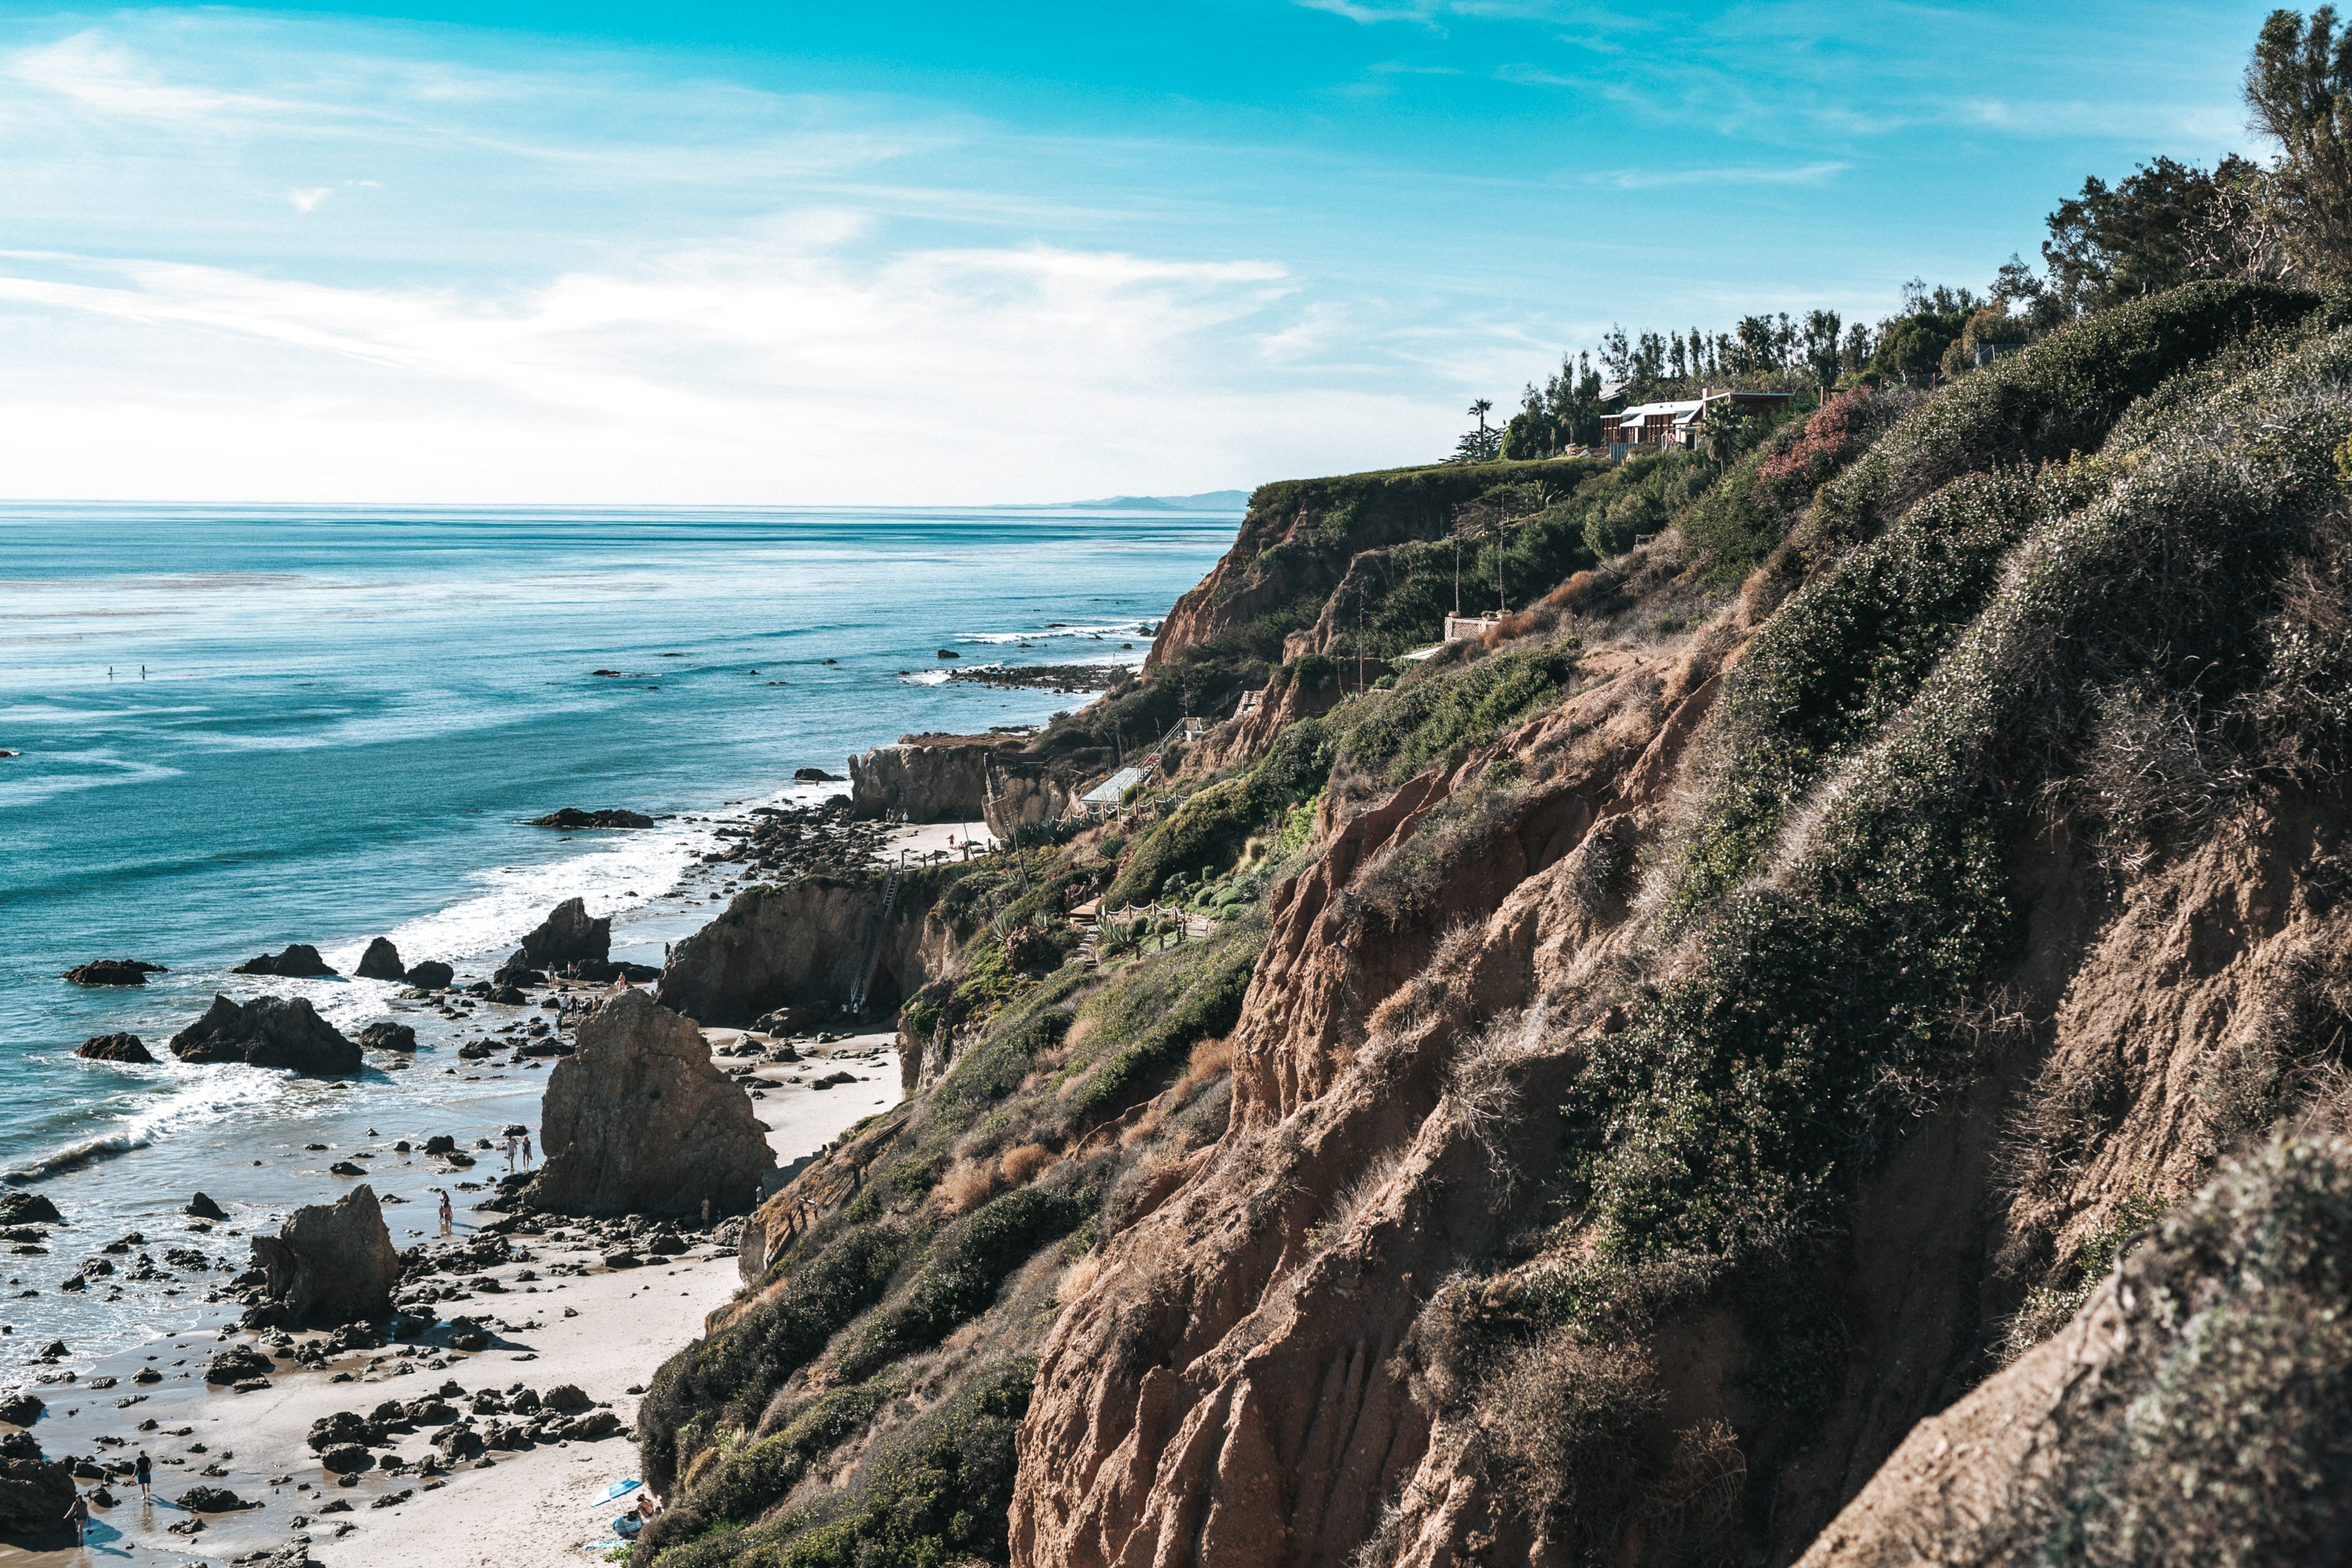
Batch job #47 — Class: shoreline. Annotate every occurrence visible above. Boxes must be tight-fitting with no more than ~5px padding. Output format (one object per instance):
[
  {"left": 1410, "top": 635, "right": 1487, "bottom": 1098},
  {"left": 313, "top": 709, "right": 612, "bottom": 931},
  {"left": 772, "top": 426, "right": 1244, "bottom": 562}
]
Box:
[{"left": 0, "top": 1023, "right": 905, "bottom": 1568}]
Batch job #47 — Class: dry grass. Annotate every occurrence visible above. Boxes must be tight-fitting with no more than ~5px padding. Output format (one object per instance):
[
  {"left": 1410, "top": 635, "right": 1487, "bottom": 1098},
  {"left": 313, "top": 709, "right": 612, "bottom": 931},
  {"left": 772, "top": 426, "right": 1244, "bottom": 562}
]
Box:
[
  {"left": 1054, "top": 1251, "right": 1104, "bottom": 1306},
  {"left": 1179, "top": 1034, "right": 1233, "bottom": 1093},
  {"left": 1479, "top": 1328, "right": 1662, "bottom": 1524},
  {"left": 936, "top": 1159, "right": 998, "bottom": 1216},
  {"left": 997, "top": 1142, "right": 1056, "bottom": 1186}
]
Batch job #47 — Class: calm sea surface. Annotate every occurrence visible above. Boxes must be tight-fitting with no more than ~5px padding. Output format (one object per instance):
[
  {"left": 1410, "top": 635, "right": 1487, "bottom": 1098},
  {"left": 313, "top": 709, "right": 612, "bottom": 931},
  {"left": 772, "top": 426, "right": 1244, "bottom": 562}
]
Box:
[{"left": 0, "top": 502, "right": 1236, "bottom": 1365}]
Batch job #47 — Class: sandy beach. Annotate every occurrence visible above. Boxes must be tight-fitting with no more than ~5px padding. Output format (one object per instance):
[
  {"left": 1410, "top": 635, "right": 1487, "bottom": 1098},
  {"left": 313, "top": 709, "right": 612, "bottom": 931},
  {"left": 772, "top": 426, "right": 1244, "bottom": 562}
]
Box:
[{"left": 0, "top": 1024, "right": 903, "bottom": 1568}]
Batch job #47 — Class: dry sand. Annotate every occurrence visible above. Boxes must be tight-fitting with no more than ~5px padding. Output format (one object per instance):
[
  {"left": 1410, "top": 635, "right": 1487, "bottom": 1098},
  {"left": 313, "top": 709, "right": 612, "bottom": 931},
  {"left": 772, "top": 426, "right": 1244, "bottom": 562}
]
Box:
[{"left": 0, "top": 1028, "right": 902, "bottom": 1568}]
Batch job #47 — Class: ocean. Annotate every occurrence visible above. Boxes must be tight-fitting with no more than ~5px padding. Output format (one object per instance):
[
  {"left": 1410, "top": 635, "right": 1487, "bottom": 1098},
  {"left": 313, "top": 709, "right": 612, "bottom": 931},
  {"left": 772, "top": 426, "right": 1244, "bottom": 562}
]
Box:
[{"left": 0, "top": 502, "right": 1238, "bottom": 1366}]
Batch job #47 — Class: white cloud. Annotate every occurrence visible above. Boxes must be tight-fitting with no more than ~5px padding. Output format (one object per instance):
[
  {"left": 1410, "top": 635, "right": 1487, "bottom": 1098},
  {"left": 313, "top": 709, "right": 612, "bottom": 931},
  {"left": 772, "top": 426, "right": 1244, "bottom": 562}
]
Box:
[{"left": 287, "top": 187, "right": 333, "bottom": 213}]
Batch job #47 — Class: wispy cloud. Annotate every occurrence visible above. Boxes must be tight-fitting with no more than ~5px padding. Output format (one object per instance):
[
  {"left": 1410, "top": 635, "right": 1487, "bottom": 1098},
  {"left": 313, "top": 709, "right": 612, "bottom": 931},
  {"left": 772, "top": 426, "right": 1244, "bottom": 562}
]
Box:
[{"left": 1584, "top": 160, "right": 1850, "bottom": 189}]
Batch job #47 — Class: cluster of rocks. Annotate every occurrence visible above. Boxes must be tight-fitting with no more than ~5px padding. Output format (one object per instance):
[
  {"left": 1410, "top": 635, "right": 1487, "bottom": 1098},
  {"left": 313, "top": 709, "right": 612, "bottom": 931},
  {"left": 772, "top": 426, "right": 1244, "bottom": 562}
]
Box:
[
  {"left": 487, "top": 899, "right": 658, "bottom": 992},
  {"left": 939, "top": 661, "right": 1129, "bottom": 693},
  {"left": 0, "top": 1428, "right": 77, "bottom": 1534},
  {"left": 230, "top": 944, "right": 338, "bottom": 978},
  {"left": 170, "top": 995, "right": 358, "bottom": 1076},
  {"left": 60, "top": 959, "right": 166, "bottom": 987},
  {"left": 302, "top": 1378, "right": 619, "bottom": 1477},
  {"left": 530, "top": 807, "right": 656, "bottom": 830},
  {"left": 698, "top": 799, "right": 894, "bottom": 879}
]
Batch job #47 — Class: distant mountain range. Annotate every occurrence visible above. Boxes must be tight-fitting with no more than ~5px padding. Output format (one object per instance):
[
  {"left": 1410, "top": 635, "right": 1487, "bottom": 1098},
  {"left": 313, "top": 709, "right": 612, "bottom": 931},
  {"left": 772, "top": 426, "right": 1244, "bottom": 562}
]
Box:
[{"left": 998, "top": 489, "right": 1251, "bottom": 512}]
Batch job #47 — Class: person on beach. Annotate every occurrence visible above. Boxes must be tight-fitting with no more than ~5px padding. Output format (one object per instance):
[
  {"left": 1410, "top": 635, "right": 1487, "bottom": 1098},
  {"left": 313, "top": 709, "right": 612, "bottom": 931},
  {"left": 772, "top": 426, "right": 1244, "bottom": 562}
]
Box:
[
  {"left": 504, "top": 1132, "right": 519, "bottom": 1172},
  {"left": 437, "top": 1189, "right": 453, "bottom": 1238},
  {"left": 62, "top": 1488, "right": 88, "bottom": 1543},
  {"left": 134, "top": 1450, "right": 150, "bottom": 1498},
  {"left": 521, "top": 1133, "right": 534, "bottom": 1169},
  {"left": 701, "top": 1195, "right": 711, "bottom": 1229}
]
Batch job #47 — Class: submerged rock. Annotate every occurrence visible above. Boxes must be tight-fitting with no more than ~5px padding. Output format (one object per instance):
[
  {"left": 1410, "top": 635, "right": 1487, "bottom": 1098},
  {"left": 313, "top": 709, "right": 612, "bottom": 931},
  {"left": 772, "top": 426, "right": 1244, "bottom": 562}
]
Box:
[
  {"left": 0, "top": 1195, "right": 61, "bottom": 1228},
  {"left": 230, "top": 944, "right": 338, "bottom": 978},
  {"left": 171, "top": 996, "right": 359, "bottom": 1075},
  {"left": 60, "top": 959, "right": 166, "bottom": 987},
  {"left": 530, "top": 807, "right": 655, "bottom": 830},
  {"left": 75, "top": 1034, "right": 154, "bottom": 1063},
  {"left": 357, "top": 1022, "right": 417, "bottom": 1053},
  {"left": 246, "top": 1185, "right": 400, "bottom": 1328},
  {"left": 523, "top": 988, "right": 773, "bottom": 1218},
  {"left": 354, "top": 939, "right": 405, "bottom": 981}
]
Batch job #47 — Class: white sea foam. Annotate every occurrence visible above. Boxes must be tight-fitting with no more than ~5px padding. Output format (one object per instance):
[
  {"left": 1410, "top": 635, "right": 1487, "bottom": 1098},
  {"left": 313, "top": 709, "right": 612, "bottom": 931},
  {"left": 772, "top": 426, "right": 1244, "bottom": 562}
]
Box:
[
  {"left": 898, "top": 670, "right": 952, "bottom": 686},
  {"left": 2, "top": 1061, "right": 286, "bottom": 1183},
  {"left": 0, "top": 752, "right": 183, "bottom": 809},
  {"left": 959, "top": 619, "right": 1153, "bottom": 645}
]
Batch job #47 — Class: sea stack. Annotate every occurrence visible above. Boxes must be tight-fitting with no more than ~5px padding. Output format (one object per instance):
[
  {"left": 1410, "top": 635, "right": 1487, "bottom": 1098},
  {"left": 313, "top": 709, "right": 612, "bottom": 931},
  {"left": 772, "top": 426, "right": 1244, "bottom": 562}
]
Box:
[
  {"left": 75, "top": 1034, "right": 154, "bottom": 1063},
  {"left": 247, "top": 1185, "right": 399, "bottom": 1327},
  {"left": 519, "top": 897, "right": 611, "bottom": 970},
  {"left": 170, "top": 995, "right": 360, "bottom": 1075},
  {"left": 524, "top": 987, "right": 772, "bottom": 1218},
  {"left": 354, "top": 937, "right": 405, "bottom": 980}
]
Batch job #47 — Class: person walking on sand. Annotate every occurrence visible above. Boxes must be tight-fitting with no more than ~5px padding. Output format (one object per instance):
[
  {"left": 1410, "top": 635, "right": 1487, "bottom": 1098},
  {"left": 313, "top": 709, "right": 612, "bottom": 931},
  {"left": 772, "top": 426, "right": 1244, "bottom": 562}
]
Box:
[
  {"left": 437, "top": 1189, "right": 453, "bottom": 1238},
  {"left": 504, "top": 1132, "right": 518, "bottom": 1173},
  {"left": 134, "top": 1450, "right": 151, "bottom": 1499},
  {"left": 62, "top": 1488, "right": 88, "bottom": 1544}
]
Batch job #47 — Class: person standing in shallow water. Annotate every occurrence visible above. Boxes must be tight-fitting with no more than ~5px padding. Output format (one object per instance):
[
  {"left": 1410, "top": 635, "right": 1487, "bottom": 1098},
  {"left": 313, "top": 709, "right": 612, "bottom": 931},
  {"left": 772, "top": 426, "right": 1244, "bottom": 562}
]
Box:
[
  {"left": 504, "top": 1132, "right": 518, "bottom": 1173},
  {"left": 521, "top": 1133, "right": 533, "bottom": 1169},
  {"left": 61, "top": 1488, "right": 87, "bottom": 1543},
  {"left": 134, "top": 1450, "right": 150, "bottom": 1499},
  {"left": 437, "top": 1189, "right": 453, "bottom": 1238}
]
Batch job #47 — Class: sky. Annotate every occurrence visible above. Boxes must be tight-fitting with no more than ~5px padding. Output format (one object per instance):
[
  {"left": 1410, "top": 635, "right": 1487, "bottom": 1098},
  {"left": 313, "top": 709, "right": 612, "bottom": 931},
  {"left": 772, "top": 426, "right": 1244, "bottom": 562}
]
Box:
[{"left": 0, "top": 1, "right": 2280, "bottom": 504}]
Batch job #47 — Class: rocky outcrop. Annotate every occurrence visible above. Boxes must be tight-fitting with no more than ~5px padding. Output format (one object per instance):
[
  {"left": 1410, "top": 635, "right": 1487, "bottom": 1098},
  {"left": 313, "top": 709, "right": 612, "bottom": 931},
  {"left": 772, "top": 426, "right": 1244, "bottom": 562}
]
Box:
[
  {"left": 74, "top": 1034, "right": 152, "bottom": 1063},
  {"left": 248, "top": 1185, "right": 400, "bottom": 1327},
  {"left": 353, "top": 939, "right": 404, "bottom": 980},
  {"left": 849, "top": 740, "right": 1005, "bottom": 822},
  {"left": 357, "top": 1022, "right": 417, "bottom": 1053},
  {"left": 170, "top": 995, "right": 359, "bottom": 1075},
  {"left": 517, "top": 898, "right": 608, "bottom": 971},
  {"left": 60, "top": 959, "right": 165, "bottom": 987},
  {"left": 186, "top": 1193, "right": 227, "bottom": 1220},
  {"left": 658, "top": 875, "right": 963, "bottom": 1026},
  {"left": 531, "top": 807, "right": 655, "bottom": 829},
  {"left": 524, "top": 989, "right": 772, "bottom": 1217},
  {"left": 0, "top": 1195, "right": 60, "bottom": 1227},
  {"left": 231, "top": 944, "right": 338, "bottom": 977},
  {"left": 981, "top": 760, "right": 1079, "bottom": 842},
  {"left": 0, "top": 1432, "right": 73, "bottom": 1536},
  {"left": 406, "top": 960, "right": 454, "bottom": 990}
]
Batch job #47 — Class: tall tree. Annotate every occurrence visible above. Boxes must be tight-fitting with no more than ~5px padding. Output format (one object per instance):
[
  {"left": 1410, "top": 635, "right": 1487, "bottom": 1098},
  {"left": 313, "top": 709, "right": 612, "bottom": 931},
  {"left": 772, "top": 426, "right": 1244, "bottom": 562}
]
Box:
[
  {"left": 2043, "top": 155, "right": 2260, "bottom": 309},
  {"left": 2245, "top": 7, "right": 2352, "bottom": 282}
]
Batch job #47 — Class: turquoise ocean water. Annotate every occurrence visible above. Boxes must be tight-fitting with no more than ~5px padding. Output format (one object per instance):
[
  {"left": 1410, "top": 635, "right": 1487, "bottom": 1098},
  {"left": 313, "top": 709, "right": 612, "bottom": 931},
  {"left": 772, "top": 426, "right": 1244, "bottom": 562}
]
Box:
[{"left": 0, "top": 502, "right": 1236, "bottom": 1363}]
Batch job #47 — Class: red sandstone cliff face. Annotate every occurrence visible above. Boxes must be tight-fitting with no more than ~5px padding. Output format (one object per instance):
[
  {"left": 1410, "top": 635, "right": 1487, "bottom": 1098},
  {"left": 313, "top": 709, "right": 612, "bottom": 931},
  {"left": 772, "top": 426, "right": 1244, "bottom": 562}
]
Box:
[{"left": 1013, "top": 628, "right": 1748, "bottom": 1568}]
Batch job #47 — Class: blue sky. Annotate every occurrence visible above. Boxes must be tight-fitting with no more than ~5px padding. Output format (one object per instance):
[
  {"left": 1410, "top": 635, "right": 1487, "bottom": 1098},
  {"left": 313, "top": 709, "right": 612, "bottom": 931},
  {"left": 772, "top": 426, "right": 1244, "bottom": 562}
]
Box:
[{"left": 0, "top": 1, "right": 2275, "bottom": 502}]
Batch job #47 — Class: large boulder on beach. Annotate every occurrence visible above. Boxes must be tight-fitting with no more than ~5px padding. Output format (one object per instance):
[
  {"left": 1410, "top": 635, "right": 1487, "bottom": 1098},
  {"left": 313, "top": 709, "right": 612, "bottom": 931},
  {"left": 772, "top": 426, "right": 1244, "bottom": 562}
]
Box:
[
  {"left": 229, "top": 944, "right": 338, "bottom": 978},
  {"left": 357, "top": 1022, "right": 417, "bottom": 1053},
  {"left": 170, "top": 995, "right": 359, "bottom": 1075},
  {"left": 60, "top": 959, "right": 165, "bottom": 987},
  {"left": 245, "top": 1185, "right": 400, "bottom": 1328},
  {"left": 354, "top": 939, "right": 404, "bottom": 980},
  {"left": 518, "top": 898, "right": 610, "bottom": 970},
  {"left": 524, "top": 988, "right": 772, "bottom": 1219},
  {"left": 406, "top": 960, "right": 454, "bottom": 991},
  {"left": 75, "top": 1034, "right": 153, "bottom": 1063},
  {"left": 0, "top": 1440, "right": 73, "bottom": 1534}
]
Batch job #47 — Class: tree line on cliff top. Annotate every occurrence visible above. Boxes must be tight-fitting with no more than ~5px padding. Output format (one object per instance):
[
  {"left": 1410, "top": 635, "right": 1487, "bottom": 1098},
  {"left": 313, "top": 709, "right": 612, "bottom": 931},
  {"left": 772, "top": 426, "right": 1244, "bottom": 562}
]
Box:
[{"left": 1454, "top": 7, "right": 2352, "bottom": 465}]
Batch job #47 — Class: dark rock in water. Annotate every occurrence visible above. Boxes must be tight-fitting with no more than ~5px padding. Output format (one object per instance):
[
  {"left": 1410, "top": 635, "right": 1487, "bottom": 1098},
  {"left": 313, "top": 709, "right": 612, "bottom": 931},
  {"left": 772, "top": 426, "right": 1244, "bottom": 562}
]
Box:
[
  {"left": 522, "top": 989, "right": 775, "bottom": 1219},
  {"left": 75, "top": 1034, "right": 153, "bottom": 1063},
  {"left": 0, "top": 1392, "right": 42, "bottom": 1426},
  {"left": 518, "top": 898, "right": 610, "bottom": 971},
  {"left": 0, "top": 1441, "right": 73, "bottom": 1534},
  {"left": 327, "top": 1161, "right": 367, "bottom": 1177},
  {"left": 245, "top": 1185, "right": 399, "bottom": 1328},
  {"left": 0, "top": 1195, "right": 61, "bottom": 1228},
  {"left": 405, "top": 960, "right": 454, "bottom": 991},
  {"left": 935, "top": 648, "right": 960, "bottom": 658},
  {"left": 792, "top": 767, "right": 845, "bottom": 781},
  {"left": 185, "top": 1193, "right": 227, "bottom": 1221},
  {"left": 456, "top": 1042, "right": 497, "bottom": 1061},
  {"left": 530, "top": 807, "right": 655, "bottom": 830},
  {"left": 357, "top": 1022, "right": 417, "bottom": 1053},
  {"left": 171, "top": 995, "right": 359, "bottom": 1075},
  {"left": 488, "top": 985, "right": 528, "bottom": 1007},
  {"left": 421, "top": 1136, "right": 457, "bottom": 1156},
  {"left": 518, "top": 1039, "right": 574, "bottom": 1058},
  {"left": 354, "top": 939, "right": 405, "bottom": 981},
  {"left": 61, "top": 959, "right": 166, "bottom": 987},
  {"left": 203, "top": 1347, "right": 272, "bottom": 1384},
  {"left": 230, "top": 944, "right": 338, "bottom": 979},
  {"left": 177, "top": 1485, "right": 251, "bottom": 1511},
  {"left": 491, "top": 952, "right": 544, "bottom": 989}
]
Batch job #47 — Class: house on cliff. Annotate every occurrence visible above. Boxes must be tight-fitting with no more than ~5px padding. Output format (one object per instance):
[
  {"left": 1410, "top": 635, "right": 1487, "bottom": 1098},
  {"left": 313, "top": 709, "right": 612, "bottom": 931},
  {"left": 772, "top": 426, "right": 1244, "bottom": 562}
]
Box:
[{"left": 1601, "top": 386, "right": 1793, "bottom": 457}]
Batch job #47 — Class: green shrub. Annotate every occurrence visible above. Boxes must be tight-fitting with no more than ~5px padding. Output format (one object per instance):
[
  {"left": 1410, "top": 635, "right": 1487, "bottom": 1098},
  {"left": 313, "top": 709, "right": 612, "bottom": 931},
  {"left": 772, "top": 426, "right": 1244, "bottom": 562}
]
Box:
[
  {"left": 833, "top": 1189, "right": 1090, "bottom": 1382},
  {"left": 1329, "top": 643, "right": 1580, "bottom": 784},
  {"left": 1061, "top": 928, "right": 1260, "bottom": 1122}
]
